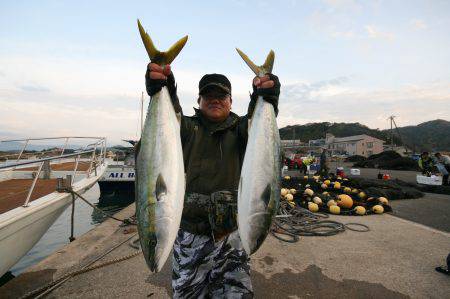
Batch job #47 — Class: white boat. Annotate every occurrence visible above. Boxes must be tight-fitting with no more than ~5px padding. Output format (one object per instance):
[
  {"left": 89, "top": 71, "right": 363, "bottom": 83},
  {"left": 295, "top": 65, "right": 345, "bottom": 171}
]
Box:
[
  {"left": 0, "top": 137, "right": 107, "bottom": 276},
  {"left": 98, "top": 160, "right": 135, "bottom": 196},
  {"left": 98, "top": 144, "right": 136, "bottom": 196}
]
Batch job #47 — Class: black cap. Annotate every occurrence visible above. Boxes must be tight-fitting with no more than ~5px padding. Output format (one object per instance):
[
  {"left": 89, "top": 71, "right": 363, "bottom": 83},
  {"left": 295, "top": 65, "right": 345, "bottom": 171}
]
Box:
[{"left": 198, "top": 74, "right": 231, "bottom": 95}]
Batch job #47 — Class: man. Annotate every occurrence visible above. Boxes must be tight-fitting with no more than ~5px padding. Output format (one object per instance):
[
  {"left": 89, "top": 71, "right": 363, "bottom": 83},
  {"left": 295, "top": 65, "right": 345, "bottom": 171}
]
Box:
[
  {"left": 144, "top": 62, "right": 280, "bottom": 298},
  {"left": 434, "top": 152, "right": 450, "bottom": 185},
  {"left": 418, "top": 152, "right": 434, "bottom": 176},
  {"left": 319, "top": 148, "right": 328, "bottom": 176}
]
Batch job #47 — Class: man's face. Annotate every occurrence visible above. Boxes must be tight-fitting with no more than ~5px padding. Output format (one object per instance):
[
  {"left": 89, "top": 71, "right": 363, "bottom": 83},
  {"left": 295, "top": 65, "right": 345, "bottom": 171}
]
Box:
[{"left": 199, "top": 91, "right": 232, "bottom": 123}]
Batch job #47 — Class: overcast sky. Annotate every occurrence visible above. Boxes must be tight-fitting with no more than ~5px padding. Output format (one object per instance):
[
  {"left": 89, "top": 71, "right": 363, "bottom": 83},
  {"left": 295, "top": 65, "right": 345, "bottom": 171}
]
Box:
[{"left": 1, "top": 0, "right": 449, "bottom": 146}]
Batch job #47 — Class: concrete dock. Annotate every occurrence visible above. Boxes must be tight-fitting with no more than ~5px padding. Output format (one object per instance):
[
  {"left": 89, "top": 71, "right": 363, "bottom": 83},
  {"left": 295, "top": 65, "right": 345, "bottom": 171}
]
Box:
[{"left": 1, "top": 193, "right": 449, "bottom": 298}]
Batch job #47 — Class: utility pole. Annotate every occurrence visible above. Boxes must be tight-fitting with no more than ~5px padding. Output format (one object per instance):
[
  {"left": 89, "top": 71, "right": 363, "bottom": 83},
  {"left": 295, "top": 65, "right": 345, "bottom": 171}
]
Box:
[
  {"left": 388, "top": 115, "right": 395, "bottom": 150},
  {"left": 388, "top": 115, "right": 406, "bottom": 153}
]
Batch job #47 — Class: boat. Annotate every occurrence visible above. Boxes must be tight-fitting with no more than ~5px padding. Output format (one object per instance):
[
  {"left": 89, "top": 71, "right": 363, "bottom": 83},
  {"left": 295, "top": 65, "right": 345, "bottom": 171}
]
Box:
[
  {"left": 0, "top": 137, "right": 108, "bottom": 276},
  {"left": 98, "top": 140, "right": 136, "bottom": 198}
]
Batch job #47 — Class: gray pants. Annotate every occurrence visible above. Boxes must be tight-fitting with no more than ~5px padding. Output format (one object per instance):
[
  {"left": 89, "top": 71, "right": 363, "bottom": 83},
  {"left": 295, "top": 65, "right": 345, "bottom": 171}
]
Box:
[{"left": 172, "top": 229, "right": 253, "bottom": 298}]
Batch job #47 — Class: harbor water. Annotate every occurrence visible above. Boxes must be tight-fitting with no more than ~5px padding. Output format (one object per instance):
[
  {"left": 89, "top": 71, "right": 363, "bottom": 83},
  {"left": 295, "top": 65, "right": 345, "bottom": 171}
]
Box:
[{"left": 8, "top": 183, "right": 134, "bottom": 276}]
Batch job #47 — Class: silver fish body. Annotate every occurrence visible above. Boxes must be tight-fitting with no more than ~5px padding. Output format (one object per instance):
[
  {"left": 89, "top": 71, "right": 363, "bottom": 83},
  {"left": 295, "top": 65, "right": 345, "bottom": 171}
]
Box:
[
  {"left": 136, "top": 87, "right": 185, "bottom": 272},
  {"left": 238, "top": 97, "right": 281, "bottom": 255}
]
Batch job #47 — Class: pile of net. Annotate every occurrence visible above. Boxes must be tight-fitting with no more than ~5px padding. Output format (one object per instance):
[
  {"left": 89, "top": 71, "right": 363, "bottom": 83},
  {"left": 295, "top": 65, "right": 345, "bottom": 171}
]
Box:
[
  {"left": 350, "top": 151, "right": 419, "bottom": 171},
  {"left": 279, "top": 174, "right": 422, "bottom": 216}
]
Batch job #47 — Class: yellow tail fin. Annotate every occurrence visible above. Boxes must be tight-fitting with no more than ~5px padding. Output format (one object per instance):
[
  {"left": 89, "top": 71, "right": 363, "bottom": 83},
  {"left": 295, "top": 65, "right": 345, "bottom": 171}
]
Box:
[
  {"left": 236, "top": 48, "right": 275, "bottom": 77},
  {"left": 137, "top": 19, "right": 188, "bottom": 66}
]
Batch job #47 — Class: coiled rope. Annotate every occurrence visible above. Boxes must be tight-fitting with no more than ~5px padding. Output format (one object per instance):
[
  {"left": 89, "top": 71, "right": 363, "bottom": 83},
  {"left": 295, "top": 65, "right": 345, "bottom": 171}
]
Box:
[{"left": 270, "top": 201, "right": 369, "bottom": 242}]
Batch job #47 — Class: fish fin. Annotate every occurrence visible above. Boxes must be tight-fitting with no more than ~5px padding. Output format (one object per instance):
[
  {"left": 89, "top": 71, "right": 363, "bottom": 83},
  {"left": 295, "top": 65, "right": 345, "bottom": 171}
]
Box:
[
  {"left": 155, "top": 174, "right": 167, "bottom": 201},
  {"left": 261, "top": 184, "right": 272, "bottom": 208},
  {"left": 165, "top": 35, "right": 189, "bottom": 65},
  {"left": 137, "top": 19, "right": 188, "bottom": 66},
  {"left": 262, "top": 50, "right": 275, "bottom": 74},
  {"left": 235, "top": 48, "right": 275, "bottom": 76}
]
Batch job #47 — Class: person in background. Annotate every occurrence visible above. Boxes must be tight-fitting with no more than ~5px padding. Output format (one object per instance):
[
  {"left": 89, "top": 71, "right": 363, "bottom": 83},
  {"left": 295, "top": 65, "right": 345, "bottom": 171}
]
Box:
[
  {"left": 318, "top": 148, "right": 328, "bottom": 176},
  {"left": 434, "top": 152, "right": 450, "bottom": 185},
  {"left": 418, "top": 152, "right": 434, "bottom": 176}
]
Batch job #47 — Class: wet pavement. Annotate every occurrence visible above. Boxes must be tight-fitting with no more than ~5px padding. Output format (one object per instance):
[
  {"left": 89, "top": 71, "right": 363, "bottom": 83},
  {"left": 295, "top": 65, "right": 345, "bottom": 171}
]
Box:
[{"left": 1, "top": 202, "right": 449, "bottom": 298}]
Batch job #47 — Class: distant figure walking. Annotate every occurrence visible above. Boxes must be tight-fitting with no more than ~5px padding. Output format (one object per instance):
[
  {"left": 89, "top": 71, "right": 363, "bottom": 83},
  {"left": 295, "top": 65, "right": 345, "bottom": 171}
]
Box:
[{"left": 434, "top": 152, "right": 450, "bottom": 185}]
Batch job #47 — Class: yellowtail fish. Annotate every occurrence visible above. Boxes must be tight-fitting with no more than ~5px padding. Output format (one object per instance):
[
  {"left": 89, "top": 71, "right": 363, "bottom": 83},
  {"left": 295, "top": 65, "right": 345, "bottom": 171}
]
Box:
[
  {"left": 136, "top": 19, "right": 187, "bottom": 272},
  {"left": 236, "top": 48, "right": 281, "bottom": 255}
]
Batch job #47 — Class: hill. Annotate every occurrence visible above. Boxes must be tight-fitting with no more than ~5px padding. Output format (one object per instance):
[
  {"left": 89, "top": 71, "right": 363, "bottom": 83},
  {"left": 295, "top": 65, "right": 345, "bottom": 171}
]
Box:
[
  {"left": 280, "top": 122, "right": 396, "bottom": 143},
  {"left": 387, "top": 119, "right": 450, "bottom": 152},
  {"left": 280, "top": 120, "right": 450, "bottom": 151}
]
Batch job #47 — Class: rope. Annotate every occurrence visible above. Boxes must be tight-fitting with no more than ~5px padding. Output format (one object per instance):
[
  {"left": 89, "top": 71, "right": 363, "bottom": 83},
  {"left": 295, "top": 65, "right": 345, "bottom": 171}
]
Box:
[
  {"left": 20, "top": 233, "right": 141, "bottom": 299},
  {"left": 59, "top": 187, "right": 136, "bottom": 226},
  {"left": 270, "top": 201, "right": 370, "bottom": 242},
  {"left": 18, "top": 187, "right": 139, "bottom": 298}
]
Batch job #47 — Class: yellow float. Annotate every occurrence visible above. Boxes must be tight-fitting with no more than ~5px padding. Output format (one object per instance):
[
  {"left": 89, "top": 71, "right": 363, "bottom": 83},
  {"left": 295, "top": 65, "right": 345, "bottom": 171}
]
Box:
[
  {"left": 354, "top": 206, "right": 366, "bottom": 215},
  {"left": 327, "top": 199, "right": 337, "bottom": 207},
  {"left": 304, "top": 188, "right": 314, "bottom": 196},
  {"left": 285, "top": 193, "right": 294, "bottom": 201},
  {"left": 337, "top": 194, "right": 353, "bottom": 208},
  {"left": 378, "top": 197, "right": 389, "bottom": 205},
  {"left": 308, "top": 202, "right": 319, "bottom": 212},
  {"left": 313, "top": 196, "right": 322, "bottom": 205},
  {"left": 329, "top": 205, "right": 340, "bottom": 214},
  {"left": 372, "top": 205, "right": 384, "bottom": 214}
]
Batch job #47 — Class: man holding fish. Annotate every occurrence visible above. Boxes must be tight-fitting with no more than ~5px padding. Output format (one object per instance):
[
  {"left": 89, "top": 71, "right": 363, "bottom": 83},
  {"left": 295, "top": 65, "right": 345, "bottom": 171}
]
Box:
[
  {"left": 136, "top": 20, "right": 281, "bottom": 298},
  {"left": 143, "top": 62, "right": 280, "bottom": 298}
]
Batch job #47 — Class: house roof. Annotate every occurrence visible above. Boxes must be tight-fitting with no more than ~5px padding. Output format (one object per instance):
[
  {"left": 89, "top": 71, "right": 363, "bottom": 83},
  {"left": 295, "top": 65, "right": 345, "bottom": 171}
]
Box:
[{"left": 330, "top": 134, "right": 384, "bottom": 143}]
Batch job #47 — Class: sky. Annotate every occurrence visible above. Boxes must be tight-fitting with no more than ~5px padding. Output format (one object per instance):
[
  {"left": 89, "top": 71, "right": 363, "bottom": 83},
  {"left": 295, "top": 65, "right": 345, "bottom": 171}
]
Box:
[{"left": 1, "top": 0, "right": 449, "bottom": 146}]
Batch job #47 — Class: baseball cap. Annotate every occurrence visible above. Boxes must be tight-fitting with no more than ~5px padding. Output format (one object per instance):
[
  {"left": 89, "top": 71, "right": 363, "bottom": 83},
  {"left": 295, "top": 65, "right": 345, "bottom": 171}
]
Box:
[{"left": 198, "top": 74, "right": 231, "bottom": 95}]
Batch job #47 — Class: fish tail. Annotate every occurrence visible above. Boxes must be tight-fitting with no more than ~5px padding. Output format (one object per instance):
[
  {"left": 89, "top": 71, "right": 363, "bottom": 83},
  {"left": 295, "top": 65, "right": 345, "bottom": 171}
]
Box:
[
  {"left": 137, "top": 19, "right": 188, "bottom": 66},
  {"left": 235, "top": 48, "right": 275, "bottom": 76}
]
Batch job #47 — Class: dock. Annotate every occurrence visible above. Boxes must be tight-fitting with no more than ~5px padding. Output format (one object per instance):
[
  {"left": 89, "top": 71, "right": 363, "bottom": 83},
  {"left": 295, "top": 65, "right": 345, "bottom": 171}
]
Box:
[{"left": 1, "top": 191, "right": 449, "bottom": 298}]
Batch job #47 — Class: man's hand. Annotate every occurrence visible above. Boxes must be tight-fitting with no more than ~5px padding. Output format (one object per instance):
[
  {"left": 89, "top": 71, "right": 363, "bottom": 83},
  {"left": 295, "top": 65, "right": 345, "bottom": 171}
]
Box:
[
  {"left": 145, "top": 63, "right": 175, "bottom": 97},
  {"left": 248, "top": 73, "right": 280, "bottom": 116},
  {"left": 252, "top": 73, "right": 280, "bottom": 99},
  {"left": 148, "top": 63, "right": 171, "bottom": 80},
  {"left": 145, "top": 63, "right": 182, "bottom": 113},
  {"left": 253, "top": 74, "right": 275, "bottom": 89}
]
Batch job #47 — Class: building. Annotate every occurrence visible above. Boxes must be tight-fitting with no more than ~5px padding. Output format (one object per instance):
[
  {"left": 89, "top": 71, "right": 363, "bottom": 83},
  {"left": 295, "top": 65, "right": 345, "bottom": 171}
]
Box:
[
  {"left": 280, "top": 139, "right": 304, "bottom": 147},
  {"left": 324, "top": 133, "right": 384, "bottom": 157}
]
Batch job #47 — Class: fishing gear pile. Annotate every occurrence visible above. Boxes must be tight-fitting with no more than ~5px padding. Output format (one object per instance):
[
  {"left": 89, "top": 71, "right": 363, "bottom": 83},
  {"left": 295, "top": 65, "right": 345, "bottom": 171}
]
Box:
[{"left": 280, "top": 175, "right": 394, "bottom": 215}]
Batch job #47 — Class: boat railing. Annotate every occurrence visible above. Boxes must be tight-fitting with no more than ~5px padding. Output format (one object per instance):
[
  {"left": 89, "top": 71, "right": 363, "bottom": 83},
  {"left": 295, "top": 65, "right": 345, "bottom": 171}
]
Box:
[
  {"left": 0, "top": 136, "right": 106, "bottom": 165},
  {"left": 0, "top": 137, "right": 107, "bottom": 207}
]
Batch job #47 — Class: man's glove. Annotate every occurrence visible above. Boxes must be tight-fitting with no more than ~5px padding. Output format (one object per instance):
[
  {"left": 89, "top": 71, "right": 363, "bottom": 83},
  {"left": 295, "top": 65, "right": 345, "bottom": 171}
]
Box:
[
  {"left": 248, "top": 73, "right": 280, "bottom": 117},
  {"left": 145, "top": 68, "right": 182, "bottom": 113}
]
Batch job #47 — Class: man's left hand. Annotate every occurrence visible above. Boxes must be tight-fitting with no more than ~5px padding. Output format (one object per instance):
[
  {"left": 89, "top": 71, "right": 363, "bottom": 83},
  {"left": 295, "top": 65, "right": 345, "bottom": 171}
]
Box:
[
  {"left": 253, "top": 73, "right": 280, "bottom": 98},
  {"left": 250, "top": 73, "right": 280, "bottom": 115}
]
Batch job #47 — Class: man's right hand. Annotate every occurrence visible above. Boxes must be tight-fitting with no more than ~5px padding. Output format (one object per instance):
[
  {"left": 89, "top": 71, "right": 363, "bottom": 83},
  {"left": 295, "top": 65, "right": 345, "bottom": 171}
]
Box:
[{"left": 145, "top": 63, "right": 175, "bottom": 97}]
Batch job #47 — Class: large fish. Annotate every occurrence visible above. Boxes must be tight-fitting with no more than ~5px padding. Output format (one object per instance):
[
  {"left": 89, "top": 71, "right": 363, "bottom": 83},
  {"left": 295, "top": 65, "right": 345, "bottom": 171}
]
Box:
[
  {"left": 136, "top": 19, "right": 187, "bottom": 272},
  {"left": 236, "top": 48, "right": 281, "bottom": 255}
]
